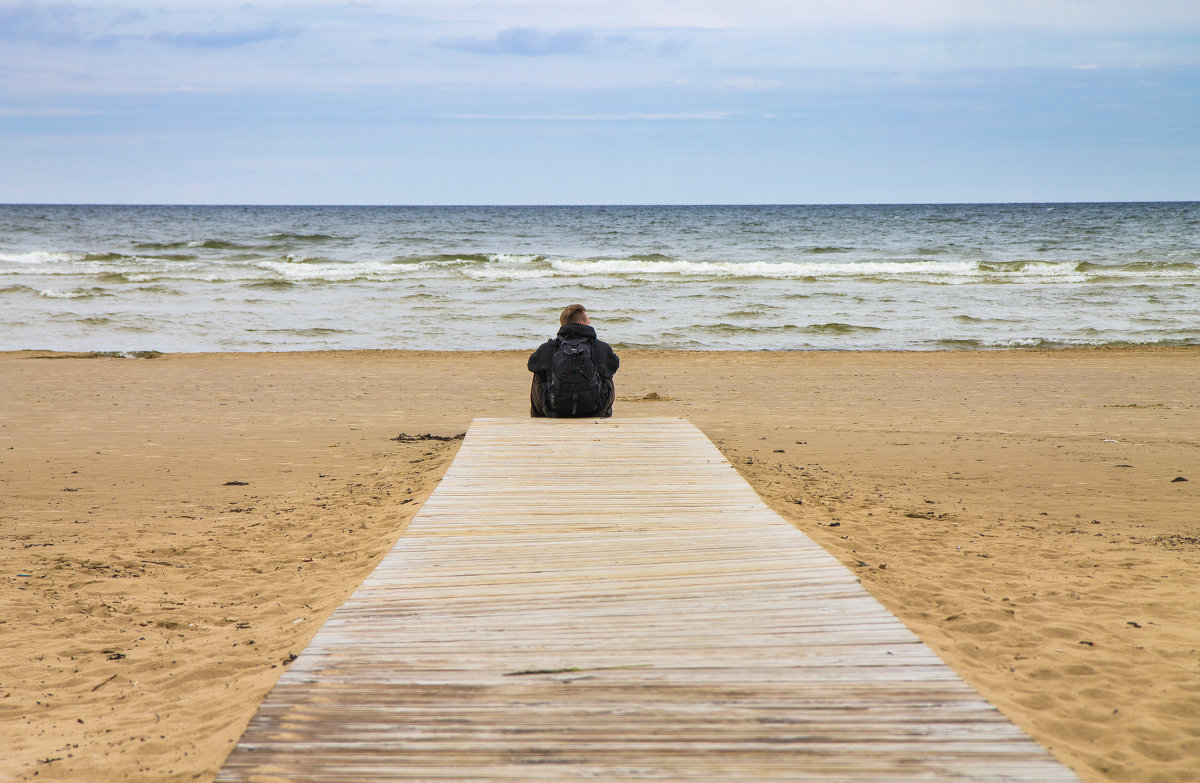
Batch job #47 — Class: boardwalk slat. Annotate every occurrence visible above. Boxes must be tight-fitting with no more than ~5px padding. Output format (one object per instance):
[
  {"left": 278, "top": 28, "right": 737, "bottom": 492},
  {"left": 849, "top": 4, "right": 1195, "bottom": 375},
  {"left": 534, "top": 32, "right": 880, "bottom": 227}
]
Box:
[{"left": 218, "top": 417, "right": 1081, "bottom": 781}]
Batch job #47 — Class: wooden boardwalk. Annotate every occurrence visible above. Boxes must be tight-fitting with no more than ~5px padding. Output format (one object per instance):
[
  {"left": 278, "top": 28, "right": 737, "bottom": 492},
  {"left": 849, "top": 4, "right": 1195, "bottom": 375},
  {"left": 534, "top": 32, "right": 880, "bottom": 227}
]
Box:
[{"left": 218, "top": 418, "right": 1081, "bottom": 782}]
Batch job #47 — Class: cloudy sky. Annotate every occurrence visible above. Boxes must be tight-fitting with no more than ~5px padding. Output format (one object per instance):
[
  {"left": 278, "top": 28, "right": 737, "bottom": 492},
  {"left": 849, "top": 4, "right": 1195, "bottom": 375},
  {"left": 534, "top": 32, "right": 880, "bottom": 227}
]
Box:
[{"left": 2, "top": 0, "right": 1198, "bottom": 204}]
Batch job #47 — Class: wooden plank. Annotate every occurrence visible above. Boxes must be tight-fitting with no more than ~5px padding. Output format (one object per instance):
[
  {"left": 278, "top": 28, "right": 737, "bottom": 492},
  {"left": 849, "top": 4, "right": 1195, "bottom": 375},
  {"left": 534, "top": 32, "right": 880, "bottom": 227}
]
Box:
[{"left": 218, "top": 418, "right": 1081, "bottom": 782}]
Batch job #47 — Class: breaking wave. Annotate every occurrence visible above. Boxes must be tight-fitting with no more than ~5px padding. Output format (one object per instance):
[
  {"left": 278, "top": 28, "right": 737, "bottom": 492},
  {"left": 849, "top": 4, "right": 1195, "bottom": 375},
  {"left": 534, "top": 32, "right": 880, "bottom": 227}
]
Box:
[
  {"left": 0, "top": 250, "right": 77, "bottom": 265},
  {"left": 456, "top": 256, "right": 1200, "bottom": 285},
  {"left": 5, "top": 243, "right": 1198, "bottom": 287},
  {"left": 38, "top": 288, "right": 108, "bottom": 299},
  {"left": 3, "top": 202, "right": 1197, "bottom": 351}
]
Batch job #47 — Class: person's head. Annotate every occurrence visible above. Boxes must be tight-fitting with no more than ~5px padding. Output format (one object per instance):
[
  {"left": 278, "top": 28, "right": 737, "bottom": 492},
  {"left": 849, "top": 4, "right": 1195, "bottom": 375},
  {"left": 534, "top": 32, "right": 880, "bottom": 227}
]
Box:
[{"left": 559, "top": 304, "right": 590, "bottom": 327}]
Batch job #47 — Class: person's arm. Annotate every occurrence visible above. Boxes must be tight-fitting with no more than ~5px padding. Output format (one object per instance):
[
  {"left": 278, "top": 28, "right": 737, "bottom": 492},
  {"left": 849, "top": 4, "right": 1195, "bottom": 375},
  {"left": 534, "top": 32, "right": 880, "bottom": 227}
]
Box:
[
  {"left": 528, "top": 341, "right": 551, "bottom": 375},
  {"left": 599, "top": 341, "right": 619, "bottom": 376}
]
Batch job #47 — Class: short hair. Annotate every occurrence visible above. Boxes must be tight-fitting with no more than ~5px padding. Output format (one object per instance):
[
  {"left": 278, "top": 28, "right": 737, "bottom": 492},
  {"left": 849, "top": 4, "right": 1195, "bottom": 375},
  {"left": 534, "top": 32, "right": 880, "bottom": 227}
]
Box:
[{"left": 560, "top": 304, "right": 588, "bottom": 326}]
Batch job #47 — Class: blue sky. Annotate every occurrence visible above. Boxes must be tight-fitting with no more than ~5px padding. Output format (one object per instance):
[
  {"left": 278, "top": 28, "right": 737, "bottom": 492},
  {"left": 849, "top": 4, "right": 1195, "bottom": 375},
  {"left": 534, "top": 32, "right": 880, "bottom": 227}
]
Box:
[{"left": 2, "top": 0, "right": 1198, "bottom": 204}]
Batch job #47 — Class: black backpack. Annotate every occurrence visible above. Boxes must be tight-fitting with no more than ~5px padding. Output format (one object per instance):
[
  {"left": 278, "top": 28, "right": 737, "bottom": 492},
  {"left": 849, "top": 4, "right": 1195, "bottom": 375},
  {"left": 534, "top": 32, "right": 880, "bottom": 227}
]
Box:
[{"left": 546, "top": 336, "right": 603, "bottom": 417}]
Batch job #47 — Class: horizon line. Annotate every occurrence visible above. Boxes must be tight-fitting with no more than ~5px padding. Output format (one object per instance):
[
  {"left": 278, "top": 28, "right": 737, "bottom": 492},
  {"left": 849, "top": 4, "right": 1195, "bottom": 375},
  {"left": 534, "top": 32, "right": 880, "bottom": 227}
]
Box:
[{"left": 2, "top": 199, "right": 1197, "bottom": 208}]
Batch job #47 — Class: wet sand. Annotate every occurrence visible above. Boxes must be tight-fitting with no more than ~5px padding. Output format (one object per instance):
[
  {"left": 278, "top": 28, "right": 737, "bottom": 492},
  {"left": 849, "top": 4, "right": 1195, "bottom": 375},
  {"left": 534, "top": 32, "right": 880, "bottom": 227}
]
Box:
[{"left": 1, "top": 348, "right": 1197, "bottom": 782}]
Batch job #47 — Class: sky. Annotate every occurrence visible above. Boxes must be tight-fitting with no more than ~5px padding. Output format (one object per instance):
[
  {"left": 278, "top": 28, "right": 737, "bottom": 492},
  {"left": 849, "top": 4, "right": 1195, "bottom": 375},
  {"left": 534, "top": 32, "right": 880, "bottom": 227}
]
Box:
[{"left": 1, "top": 0, "right": 1199, "bottom": 204}]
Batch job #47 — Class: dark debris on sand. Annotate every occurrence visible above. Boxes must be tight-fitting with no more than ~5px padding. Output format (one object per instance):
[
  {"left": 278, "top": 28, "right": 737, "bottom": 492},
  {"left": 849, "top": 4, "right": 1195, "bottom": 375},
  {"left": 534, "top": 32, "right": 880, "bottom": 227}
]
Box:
[{"left": 392, "top": 432, "right": 466, "bottom": 443}]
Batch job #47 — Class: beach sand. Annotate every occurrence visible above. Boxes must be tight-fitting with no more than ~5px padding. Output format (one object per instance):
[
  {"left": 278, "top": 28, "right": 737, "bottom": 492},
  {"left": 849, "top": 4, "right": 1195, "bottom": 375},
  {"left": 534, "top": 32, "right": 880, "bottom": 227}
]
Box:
[{"left": 1, "top": 348, "right": 1197, "bottom": 782}]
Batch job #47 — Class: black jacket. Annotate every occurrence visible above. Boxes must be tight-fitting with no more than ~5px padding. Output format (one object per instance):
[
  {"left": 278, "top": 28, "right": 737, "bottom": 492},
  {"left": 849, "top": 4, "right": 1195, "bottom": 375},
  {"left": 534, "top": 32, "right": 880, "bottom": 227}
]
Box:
[{"left": 528, "top": 323, "right": 620, "bottom": 379}]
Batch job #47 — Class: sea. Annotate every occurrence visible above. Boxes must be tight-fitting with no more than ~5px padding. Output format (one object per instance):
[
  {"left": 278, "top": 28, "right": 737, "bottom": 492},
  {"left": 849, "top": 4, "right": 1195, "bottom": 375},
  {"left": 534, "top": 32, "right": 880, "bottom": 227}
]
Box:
[{"left": 1, "top": 203, "right": 1197, "bottom": 352}]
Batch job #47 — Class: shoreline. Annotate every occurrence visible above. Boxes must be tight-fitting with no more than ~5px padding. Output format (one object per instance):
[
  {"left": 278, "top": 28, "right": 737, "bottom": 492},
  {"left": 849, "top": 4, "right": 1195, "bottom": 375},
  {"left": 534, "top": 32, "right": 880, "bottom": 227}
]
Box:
[
  {"left": 4, "top": 343, "right": 1198, "bottom": 370},
  {"left": 9, "top": 344, "right": 1200, "bottom": 354},
  {"left": 2, "top": 348, "right": 1198, "bottom": 782}
]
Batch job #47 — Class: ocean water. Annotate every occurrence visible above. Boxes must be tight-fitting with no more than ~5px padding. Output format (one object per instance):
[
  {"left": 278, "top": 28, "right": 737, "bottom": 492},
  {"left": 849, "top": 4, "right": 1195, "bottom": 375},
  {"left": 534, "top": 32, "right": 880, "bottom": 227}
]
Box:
[{"left": 1, "top": 203, "right": 1197, "bottom": 352}]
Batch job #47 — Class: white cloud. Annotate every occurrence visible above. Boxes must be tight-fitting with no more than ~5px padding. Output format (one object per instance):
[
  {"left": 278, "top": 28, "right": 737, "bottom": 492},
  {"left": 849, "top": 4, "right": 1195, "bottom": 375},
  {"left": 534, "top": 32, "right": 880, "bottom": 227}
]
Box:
[
  {"left": 524, "top": 0, "right": 1200, "bottom": 33},
  {"left": 438, "top": 27, "right": 599, "bottom": 56},
  {"left": 325, "top": 0, "right": 1200, "bottom": 34},
  {"left": 2, "top": 0, "right": 1198, "bottom": 99}
]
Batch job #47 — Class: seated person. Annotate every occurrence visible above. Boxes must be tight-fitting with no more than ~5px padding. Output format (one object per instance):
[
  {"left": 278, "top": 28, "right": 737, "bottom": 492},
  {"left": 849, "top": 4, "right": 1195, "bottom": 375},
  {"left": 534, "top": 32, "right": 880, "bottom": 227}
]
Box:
[{"left": 529, "top": 304, "right": 619, "bottom": 418}]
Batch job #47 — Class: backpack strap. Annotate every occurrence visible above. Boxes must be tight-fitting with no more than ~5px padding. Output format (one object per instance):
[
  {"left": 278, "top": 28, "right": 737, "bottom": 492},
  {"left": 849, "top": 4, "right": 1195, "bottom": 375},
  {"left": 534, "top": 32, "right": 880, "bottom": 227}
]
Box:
[{"left": 546, "top": 336, "right": 562, "bottom": 416}]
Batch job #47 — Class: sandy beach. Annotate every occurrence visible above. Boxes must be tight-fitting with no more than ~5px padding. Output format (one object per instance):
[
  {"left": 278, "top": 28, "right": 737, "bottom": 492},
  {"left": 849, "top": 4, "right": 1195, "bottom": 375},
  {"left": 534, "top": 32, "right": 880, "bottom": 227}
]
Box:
[{"left": 1, "top": 347, "right": 1197, "bottom": 783}]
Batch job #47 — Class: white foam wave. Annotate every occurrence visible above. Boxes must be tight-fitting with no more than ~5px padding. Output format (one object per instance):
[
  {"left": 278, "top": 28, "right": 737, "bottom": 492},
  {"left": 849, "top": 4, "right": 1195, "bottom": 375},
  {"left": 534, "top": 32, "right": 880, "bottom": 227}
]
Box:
[
  {"left": 0, "top": 250, "right": 77, "bottom": 265},
  {"left": 553, "top": 258, "right": 993, "bottom": 279},
  {"left": 460, "top": 266, "right": 555, "bottom": 281},
  {"left": 258, "top": 259, "right": 420, "bottom": 282},
  {"left": 4, "top": 261, "right": 113, "bottom": 277},
  {"left": 1085, "top": 267, "right": 1200, "bottom": 280},
  {"left": 38, "top": 288, "right": 91, "bottom": 298},
  {"left": 485, "top": 253, "right": 541, "bottom": 264},
  {"left": 465, "top": 257, "right": 1200, "bottom": 284},
  {"left": 10, "top": 250, "right": 1196, "bottom": 288}
]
